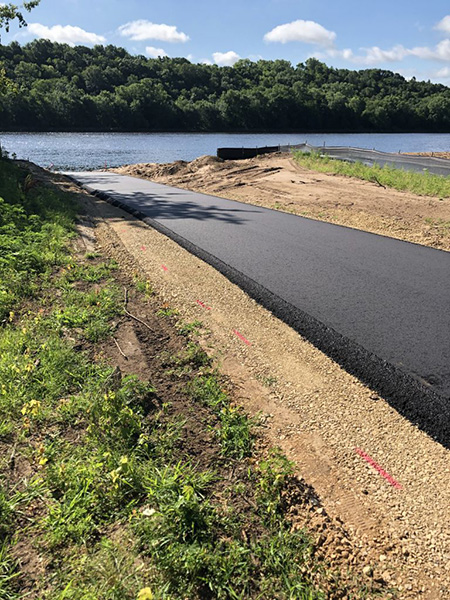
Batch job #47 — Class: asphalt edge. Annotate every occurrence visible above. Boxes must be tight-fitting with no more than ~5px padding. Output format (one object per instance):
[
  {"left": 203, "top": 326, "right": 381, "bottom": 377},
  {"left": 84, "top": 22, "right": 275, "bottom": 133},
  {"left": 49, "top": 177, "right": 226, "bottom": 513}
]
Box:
[{"left": 71, "top": 177, "right": 450, "bottom": 449}]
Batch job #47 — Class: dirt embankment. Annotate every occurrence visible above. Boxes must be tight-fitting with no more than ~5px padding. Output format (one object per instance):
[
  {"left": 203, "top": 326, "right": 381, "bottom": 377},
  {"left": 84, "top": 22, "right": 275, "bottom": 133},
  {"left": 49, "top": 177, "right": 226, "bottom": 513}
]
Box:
[{"left": 114, "top": 153, "right": 450, "bottom": 251}]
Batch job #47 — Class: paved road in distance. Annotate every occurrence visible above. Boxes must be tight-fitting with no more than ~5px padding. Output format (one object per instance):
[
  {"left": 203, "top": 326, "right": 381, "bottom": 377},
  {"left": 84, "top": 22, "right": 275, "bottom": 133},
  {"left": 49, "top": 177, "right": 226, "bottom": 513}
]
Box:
[{"left": 68, "top": 171, "right": 450, "bottom": 443}]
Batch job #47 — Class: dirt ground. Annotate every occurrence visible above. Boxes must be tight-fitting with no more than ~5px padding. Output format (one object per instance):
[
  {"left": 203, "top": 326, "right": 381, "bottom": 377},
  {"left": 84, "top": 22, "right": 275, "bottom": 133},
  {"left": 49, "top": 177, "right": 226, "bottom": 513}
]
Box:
[
  {"left": 115, "top": 153, "right": 450, "bottom": 251},
  {"left": 407, "top": 152, "right": 450, "bottom": 160},
  {"left": 25, "top": 161, "right": 450, "bottom": 598}
]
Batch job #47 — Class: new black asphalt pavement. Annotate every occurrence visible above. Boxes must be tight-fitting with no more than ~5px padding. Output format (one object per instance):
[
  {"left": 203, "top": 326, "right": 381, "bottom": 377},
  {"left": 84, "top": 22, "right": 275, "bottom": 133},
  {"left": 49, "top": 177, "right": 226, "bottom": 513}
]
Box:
[{"left": 68, "top": 171, "right": 450, "bottom": 446}]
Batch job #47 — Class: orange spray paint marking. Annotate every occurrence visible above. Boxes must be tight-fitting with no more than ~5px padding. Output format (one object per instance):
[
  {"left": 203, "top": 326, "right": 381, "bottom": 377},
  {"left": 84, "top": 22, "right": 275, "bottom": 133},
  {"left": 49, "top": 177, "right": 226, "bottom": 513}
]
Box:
[
  {"left": 196, "top": 300, "right": 211, "bottom": 310},
  {"left": 233, "top": 330, "right": 251, "bottom": 346},
  {"left": 354, "top": 448, "right": 402, "bottom": 489}
]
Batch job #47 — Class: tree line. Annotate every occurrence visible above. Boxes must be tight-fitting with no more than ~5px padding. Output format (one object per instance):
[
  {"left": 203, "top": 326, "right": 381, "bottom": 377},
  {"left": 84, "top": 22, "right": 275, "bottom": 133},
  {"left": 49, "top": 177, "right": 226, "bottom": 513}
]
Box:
[{"left": 0, "top": 39, "right": 449, "bottom": 132}]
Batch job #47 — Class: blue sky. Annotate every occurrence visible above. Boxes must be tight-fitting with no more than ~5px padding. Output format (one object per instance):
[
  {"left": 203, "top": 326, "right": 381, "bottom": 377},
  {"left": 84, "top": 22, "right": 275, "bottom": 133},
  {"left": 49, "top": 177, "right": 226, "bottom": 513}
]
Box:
[{"left": 3, "top": 0, "right": 450, "bottom": 84}]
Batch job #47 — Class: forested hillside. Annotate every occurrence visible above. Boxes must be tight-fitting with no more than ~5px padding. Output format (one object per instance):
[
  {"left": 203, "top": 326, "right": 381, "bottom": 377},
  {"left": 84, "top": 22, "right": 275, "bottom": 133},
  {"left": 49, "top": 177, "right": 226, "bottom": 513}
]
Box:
[{"left": 0, "top": 39, "right": 449, "bottom": 132}]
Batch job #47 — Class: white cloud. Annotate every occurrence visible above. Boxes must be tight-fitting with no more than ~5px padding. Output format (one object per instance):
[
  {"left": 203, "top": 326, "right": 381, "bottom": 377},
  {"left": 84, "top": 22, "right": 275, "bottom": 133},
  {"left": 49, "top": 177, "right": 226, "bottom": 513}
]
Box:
[
  {"left": 436, "top": 66, "right": 450, "bottom": 78},
  {"left": 145, "top": 46, "right": 167, "bottom": 58},
  {"left": 435, "top": 15, "right": 450, "bottom": 34},
  {"left": 361, "top": 45, "right": 410, "bottom": 63},
  {"left": 212, "top": 51, "right": 241, "bottom": 66},
  {"left": 322, "top": 40, "right": 450, "bottom": 65},
  {"left": 118, "top": 20, "right": 189, "bottom": 43},
  {"left": 264, "top": 19, "right": 336, "bottom": 48},
  {"left": 409, "top": 39, "right": 450, "bottom": 61},
  {"left": 200, "top": 58, "right": 213, "bottom": 65},
  {"left": 27, "top": 23, "right": 106, "bottom": 45}
]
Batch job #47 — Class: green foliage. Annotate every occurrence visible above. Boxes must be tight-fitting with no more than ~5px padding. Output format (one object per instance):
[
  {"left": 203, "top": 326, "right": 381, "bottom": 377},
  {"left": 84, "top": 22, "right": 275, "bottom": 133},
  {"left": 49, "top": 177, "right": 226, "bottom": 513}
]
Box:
[
  {"left": 0, "top": 541, "right": 20, "bottom": 600},
  {"left": 51, "top": 284, "right": 123, "bottom": 341},
  {"left": 49, "top": 539, "right": 150, "bottom": 600},
  {"left": 59, "top": 260, "right": 118, "bottom": 283},
  {"left": 134, "top": 277, "right": 154, "bottom": 298},
  {"left": 0, "top": 485, "right": 13, "bottom": 538},
  {"left": 0, "top": 1, "right": 40, "bottom": 35},
  {"left": 0, "top": 42, "right": 448, "bottom": 132},
  {"left": 189, "top": 374, "right": 254, "bottom": 459},
  {"left": 176, "top": 319, "right": 202, "bottom": 337},
  {"left": 294, "top": 151, "right": 450, "bottom": 197},
  {"left": 254, "top": 449, "right": 294, "bottom": 525},
  {"left": 0, "top": 161, "right": 76, "bottom": 320}
]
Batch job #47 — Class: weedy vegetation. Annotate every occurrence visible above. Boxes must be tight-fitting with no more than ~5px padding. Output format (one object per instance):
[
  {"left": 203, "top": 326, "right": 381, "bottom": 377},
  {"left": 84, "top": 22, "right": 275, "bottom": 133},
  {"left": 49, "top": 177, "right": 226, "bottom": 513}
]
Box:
[{"left": 294, "top": 151, "right": 450, "bottom": 198}]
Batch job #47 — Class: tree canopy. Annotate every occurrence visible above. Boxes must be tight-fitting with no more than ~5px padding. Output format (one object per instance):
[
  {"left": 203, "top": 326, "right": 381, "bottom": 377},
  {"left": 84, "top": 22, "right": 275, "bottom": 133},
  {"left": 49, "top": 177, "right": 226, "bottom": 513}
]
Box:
[
  {"left": 0, "top": 40, "right": 449, "bottom": 132},
  {"left": 0, "top": 2, "right": 40, "bottom": 35}
]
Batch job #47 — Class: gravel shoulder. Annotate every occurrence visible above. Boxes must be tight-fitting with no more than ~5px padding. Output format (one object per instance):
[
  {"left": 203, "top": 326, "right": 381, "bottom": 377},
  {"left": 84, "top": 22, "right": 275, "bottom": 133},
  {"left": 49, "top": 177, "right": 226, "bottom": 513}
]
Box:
[{"left": 114, "top": 153, "right": 450, "bottom": 251}]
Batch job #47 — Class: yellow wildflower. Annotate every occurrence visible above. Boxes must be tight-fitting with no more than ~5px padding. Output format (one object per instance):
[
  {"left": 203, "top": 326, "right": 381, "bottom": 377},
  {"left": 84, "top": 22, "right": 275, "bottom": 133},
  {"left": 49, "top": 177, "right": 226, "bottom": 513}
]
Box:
[{"left": 137, "top": 588, "right": 153, "bottom": 600}]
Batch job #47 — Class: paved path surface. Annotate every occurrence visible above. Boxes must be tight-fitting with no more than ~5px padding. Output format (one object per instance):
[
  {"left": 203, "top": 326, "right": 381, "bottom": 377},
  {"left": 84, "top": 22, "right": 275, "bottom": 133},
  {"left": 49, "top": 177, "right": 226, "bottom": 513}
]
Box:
[{"left": 68, "top": 171, "right": 450, "bottom": 440}]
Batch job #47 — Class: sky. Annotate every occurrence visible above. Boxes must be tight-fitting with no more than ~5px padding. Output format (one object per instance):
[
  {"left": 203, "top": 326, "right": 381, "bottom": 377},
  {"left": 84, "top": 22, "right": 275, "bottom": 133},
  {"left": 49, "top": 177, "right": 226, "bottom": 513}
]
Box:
[{"left": 2, "top": 0, "right": 450, "bottom": 85}]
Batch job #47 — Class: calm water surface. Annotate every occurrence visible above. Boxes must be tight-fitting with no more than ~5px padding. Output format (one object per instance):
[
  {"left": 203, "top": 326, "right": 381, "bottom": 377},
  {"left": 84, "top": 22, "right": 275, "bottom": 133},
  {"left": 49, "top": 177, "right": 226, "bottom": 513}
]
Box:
[{"left": 1, "top": 132, "right": 449, "bottom": 171}]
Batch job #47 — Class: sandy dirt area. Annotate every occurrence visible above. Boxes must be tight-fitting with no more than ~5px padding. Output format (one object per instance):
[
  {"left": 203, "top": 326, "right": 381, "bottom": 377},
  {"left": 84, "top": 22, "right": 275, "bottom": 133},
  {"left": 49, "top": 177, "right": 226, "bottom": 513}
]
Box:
[
  {"left": 407, "top": 152, "right": 450, "bottom": 160},
  {"left": 25, "top": 162, "right": 450, "bottom": 598},
  {"left": 114, "top": 153, "right": 450, "bottom": 251}
]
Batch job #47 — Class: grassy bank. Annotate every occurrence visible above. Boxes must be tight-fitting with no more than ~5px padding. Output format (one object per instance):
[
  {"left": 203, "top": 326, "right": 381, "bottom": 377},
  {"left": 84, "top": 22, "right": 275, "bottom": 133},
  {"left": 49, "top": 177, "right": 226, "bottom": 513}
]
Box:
[
  {"left": 293, "top": 151, "right": 450, "bottom": 198},
  {"left": 0, "top": 158, "right": 387, "bottom": 599}
]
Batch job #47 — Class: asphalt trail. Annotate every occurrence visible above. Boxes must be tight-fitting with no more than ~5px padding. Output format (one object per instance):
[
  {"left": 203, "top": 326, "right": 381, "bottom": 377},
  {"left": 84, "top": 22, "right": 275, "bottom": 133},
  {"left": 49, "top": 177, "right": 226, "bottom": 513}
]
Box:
[{"left": 68, "top": 171, "right": 450, "bottom": 445}]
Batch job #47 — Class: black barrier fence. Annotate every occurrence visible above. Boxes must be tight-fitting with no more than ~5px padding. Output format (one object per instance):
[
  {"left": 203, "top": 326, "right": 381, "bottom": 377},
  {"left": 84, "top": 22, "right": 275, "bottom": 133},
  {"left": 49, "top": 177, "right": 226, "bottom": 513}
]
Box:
[{"left": 217, "top": 146, "right": 280, "bottom": 160}]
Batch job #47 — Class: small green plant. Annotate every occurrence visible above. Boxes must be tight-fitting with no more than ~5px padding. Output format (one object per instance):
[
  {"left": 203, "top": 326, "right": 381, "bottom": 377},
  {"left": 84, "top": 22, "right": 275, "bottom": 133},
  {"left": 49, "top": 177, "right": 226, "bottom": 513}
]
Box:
[
  {"left": 189, "top": 374, "right": 254, "bottom": 458},
  {"left": 60, "top": 261, "right": 118, "bottom": 283},
  {"left": 156, "top": 305, "right": 179, "bottom": 318},
  {"left": 255, "top": 449, "right": 294, "bottom": 526},
  {"left": 134, "top": 277, "right": 154, "bottom": 298},
  {"left": 256, "top": 374, "right": 278, "bottom": 387},
  {"left": 0, "top": 540, "right": 20, "bottom": 600},
  {"left": 176, "top": 319, "right": 203, "bottom": 337},
  {"left": 216, "top": 405, "right": 254, "bottom": 459}
]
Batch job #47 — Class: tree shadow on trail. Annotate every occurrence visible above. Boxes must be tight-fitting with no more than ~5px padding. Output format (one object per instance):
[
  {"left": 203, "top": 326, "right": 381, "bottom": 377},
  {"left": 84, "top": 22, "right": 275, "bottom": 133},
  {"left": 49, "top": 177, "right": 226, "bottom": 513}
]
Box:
[{"left": 81, "top": 173, "right": 260, "bottom": 226}]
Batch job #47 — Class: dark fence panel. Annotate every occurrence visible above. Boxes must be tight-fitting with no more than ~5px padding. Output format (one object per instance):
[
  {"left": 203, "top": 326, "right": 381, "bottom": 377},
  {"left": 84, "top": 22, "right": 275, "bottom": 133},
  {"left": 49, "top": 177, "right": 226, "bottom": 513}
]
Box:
[{"left": 217, "top": 146, "right": 280, "bottom": 160}]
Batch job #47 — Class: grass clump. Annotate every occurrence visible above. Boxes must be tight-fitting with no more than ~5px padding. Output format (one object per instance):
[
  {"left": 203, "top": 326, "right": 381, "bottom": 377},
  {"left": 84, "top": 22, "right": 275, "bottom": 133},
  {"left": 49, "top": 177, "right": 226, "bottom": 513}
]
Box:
[
  {"left": 294, "top": 151, "right": 450, "bottom": 198},
  {"left": 0, "top": 161, "right": 77, "bottom": 321},
  {"left": 189, "top": 374, "right": 254, "bottom": 459}
]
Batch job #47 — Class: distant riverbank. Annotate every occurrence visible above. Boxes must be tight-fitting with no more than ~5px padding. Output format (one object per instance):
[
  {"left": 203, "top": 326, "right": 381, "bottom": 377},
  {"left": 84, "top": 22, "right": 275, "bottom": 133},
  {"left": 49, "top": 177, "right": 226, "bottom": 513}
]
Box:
[{"left": 2, "top": 132, "right": 450, "bottom": 171}]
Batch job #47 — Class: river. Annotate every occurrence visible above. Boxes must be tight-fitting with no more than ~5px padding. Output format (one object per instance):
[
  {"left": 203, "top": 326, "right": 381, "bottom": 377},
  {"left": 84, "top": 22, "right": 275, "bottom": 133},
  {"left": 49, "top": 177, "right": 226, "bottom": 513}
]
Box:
[{"left": 1, "top": 132, "right": 449, "bottom": 171}]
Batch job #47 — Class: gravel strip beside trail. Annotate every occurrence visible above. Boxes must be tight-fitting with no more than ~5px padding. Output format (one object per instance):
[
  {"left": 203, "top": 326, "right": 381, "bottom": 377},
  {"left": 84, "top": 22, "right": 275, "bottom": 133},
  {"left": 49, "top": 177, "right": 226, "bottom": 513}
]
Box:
[{"left": 75, "top": 187, "right": 450, "bottom": 600}]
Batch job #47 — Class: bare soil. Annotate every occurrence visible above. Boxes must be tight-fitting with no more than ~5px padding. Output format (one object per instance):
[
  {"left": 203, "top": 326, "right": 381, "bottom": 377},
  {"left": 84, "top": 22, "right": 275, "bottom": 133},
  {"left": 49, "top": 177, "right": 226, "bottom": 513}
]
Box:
[
  {"left": 114, "top": 153, "right": 450, "bottom": 251},
  {"left": 406, "top": 152, "right": 450, "bottom": 160},
  {"left": 30, "top": 164, "right": 450, "bottom": 598}
]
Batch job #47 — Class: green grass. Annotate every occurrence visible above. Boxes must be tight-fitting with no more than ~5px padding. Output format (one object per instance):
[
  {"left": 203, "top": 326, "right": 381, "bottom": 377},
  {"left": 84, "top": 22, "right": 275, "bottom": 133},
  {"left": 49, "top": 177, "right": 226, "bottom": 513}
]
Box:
[
  {"left": 189, "top": 374, "right": 254, "bottom": 459},
  {"left": 0, "top": 160, "right": 77, "bottom": 322},
  {"left": 294, "top": 151, "right": 450, "bottom": 198}
]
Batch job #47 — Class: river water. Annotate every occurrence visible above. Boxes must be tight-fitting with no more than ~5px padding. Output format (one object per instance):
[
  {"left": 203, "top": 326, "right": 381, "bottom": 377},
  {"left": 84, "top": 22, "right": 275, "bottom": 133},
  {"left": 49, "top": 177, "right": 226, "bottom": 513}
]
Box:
[{"left": 1, "top": 131, "right": 449, "bottom": 171}]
